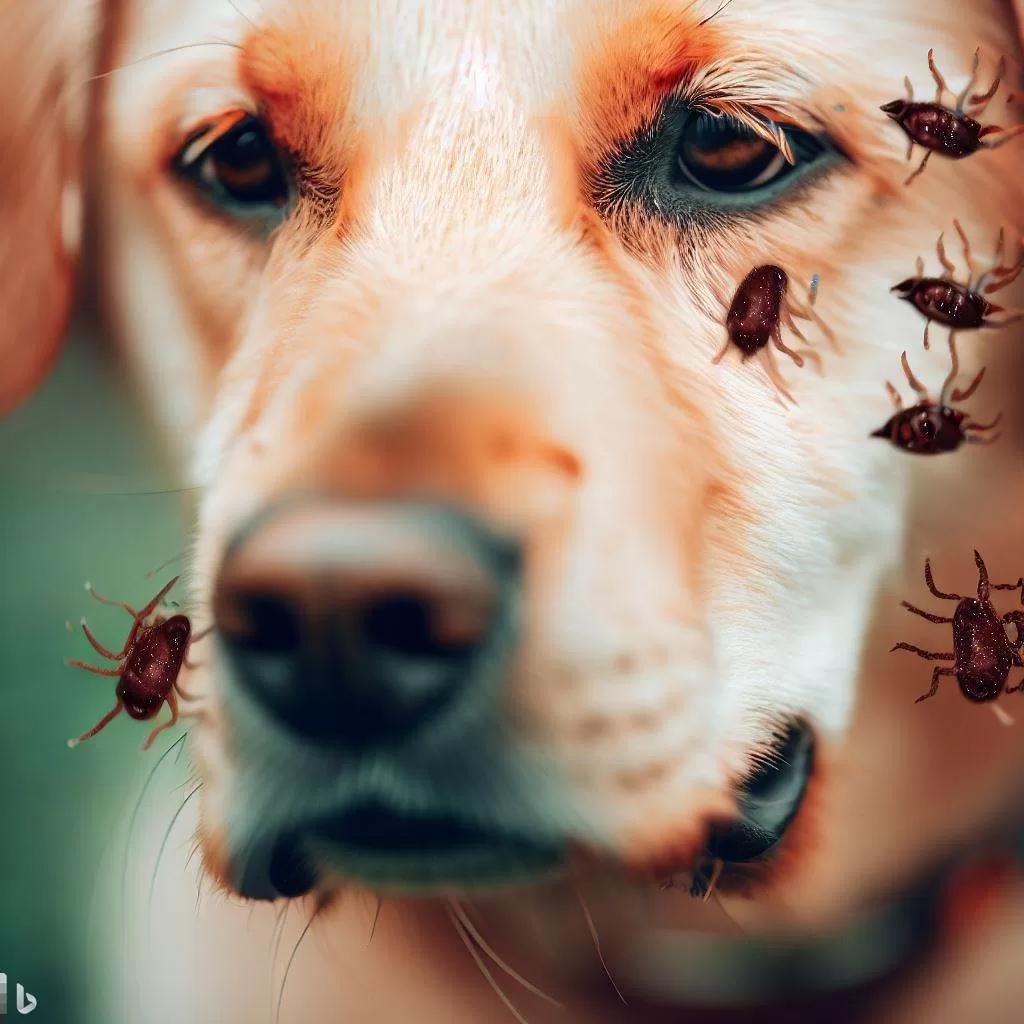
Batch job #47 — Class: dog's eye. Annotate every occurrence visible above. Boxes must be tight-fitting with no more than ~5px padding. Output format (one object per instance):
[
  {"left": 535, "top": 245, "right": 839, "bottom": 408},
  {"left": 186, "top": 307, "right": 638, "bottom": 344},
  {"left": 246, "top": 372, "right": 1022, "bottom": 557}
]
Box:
[
  {"left": 672, "top": 112, "right": 830, "bottom": 203},
  {"left": 174, "top": 113, "right": 291, "bottom": 223},
  {"left": 676, "top": 113, "right": 791, "bottom": 193},
  {"left": 600, "top": 103, "right": 837, "bottom": 222}
]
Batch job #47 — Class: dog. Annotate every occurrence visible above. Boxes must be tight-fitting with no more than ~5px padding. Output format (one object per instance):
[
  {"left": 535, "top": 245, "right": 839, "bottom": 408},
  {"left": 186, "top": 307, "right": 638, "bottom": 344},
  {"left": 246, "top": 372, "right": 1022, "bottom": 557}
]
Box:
[{"left": 3, "top": 1, "right": 1024, "bottom": 1021}]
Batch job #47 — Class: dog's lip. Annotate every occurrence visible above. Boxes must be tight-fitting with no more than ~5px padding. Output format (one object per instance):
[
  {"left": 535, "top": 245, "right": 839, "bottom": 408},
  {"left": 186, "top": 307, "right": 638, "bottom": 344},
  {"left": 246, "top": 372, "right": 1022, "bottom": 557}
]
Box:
[
  {"left": 705, "top": 720, "right": 815, "bottom": 863},
  {"left": 241, "top": 802, "right": 566, "bottom": 900}
]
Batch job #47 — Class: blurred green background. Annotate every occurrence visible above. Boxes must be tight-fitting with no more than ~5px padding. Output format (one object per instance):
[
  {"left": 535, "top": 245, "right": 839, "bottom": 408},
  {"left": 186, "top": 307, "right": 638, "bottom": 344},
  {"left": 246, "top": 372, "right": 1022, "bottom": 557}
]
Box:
[{"left": 0, "top": 325, "right": 190, "bottom": 1024}]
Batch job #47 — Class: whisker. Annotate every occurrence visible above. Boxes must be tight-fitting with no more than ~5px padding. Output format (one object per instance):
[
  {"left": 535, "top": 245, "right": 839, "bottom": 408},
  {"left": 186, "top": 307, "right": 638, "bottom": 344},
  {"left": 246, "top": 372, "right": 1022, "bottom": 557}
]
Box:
[
  {"left": 698, "top": 0, "right": 736, "bottom": 28},
  {"left": 276, "top": 906, "right": 319, "bottom": 1024},
  {"left": 574, "top": 887, "right": 628, "bottom": 1005},
  {"left": 446, "top": 902, "right": 531, "bottom": 1024},
  {"left": 85, "top": 40, "right": 242, "bottom": 89},
  {"left": 119, "top": 733, "right": 188, "bottom": 968},
  {"left": 269, "top": 902, "right": 292, "bottom": 1016},
  {"left": 368, "top": 895, "right": 383, "bottom": 946},
  {"left": 450, "top": 898, "right": 561, "bottom": 1007},
  {"left": 147, "top": 781, "right": 203, "bottom": 939}
]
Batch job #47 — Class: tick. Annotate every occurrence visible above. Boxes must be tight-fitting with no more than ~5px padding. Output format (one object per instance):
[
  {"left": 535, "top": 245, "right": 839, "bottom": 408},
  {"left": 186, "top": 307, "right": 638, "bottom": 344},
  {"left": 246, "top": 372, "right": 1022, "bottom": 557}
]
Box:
[
  {"left": 66, "top": 576, "right": 209, "bottom": 750},
  {"left": 713, "top": 265, "right": 835, "bottom": 404},
  {"left": 892, "top": 550, "right": 1024, "bottom": 717},
  {"left": 870, "top": 338, "right": 1001, "bottom": 453},
  {"left": 892, "top": 220, "right": 1024, "bottom": 350},
  {"left": 882, "top": 49, "right": 1024, "bottom": 186}
]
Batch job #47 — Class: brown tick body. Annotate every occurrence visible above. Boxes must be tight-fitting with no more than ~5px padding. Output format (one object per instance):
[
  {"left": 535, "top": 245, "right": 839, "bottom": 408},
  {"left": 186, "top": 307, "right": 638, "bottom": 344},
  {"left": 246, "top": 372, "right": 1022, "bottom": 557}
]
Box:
[
  {"left": 892, "top": 220, "right": 1024, "bottom": 350},
  {"left": 870, "top": 336, "right": 1001, "bottom": 454},
  {"left": 892, "top": 551, "right": 1024, "bottom": 706},
  {"left": 882, "top": 50, "right": 1024, "bottom": 185},
  {"left": 713, "top": 264, "right": 835, "bottom": 404},
  {"left": 66, "top": 576, "right": 209, "bottom": 750}
]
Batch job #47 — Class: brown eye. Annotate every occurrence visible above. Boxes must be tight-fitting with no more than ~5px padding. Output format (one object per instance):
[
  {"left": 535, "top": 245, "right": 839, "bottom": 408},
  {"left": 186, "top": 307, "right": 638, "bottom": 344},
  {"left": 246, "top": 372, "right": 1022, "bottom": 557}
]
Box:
[
  {"left": 175, "top": 113, "right": 291, "bottom": 221},
  {"left": 676, "top": 112, "right": 789, "bottom": 193}
]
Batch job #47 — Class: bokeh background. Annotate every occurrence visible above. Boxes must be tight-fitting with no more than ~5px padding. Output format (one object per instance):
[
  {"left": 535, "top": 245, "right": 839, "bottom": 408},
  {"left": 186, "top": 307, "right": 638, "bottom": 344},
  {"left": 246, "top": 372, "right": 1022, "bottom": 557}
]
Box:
[{"left": 0, "top": 322, "right": 191, "bottom": 1024}]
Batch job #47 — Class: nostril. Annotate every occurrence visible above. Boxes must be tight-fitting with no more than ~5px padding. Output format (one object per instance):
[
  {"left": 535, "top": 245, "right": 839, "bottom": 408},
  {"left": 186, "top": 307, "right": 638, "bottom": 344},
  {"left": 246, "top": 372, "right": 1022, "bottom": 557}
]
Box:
[
  {"left": 234, "top": 592, "right": 303, "bottom": 655},
  {"left": 360, "top": 593, "right": 481, "bottom": 661}
]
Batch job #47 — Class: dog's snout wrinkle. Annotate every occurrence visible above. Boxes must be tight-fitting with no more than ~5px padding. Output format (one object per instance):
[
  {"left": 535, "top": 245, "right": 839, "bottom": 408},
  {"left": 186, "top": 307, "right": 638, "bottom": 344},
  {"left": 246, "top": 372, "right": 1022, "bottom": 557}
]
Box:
[{"left": 213, "top": 498, "right": 520, "bottom": 750}]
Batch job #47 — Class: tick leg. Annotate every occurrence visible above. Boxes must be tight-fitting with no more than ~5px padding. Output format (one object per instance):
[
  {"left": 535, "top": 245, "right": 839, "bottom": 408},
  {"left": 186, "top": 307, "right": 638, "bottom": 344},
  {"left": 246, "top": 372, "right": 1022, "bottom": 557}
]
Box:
[
  {"left": 953, "top": 220, "right": 978, "bottom": 288},
  {"left": 980, "top": 124, "right": 1024, "bottom": 150},
  {"left": 712, "top": 336, "right": 732, "bottom": 365},
  {"left": 900, "top": 600, "right": 955, "bottom": 624},
  {"left": 781, "top": 309, "right": 811, "bottom": 346},
  {"left": 892, "top": 642, "right": 955, "bottom": 660},
  {"left": 915, "top": 254, "right": 925, "bottom": 277},
  {"left": 949, "top": 366, "right": 987, "bottom": 404},
  {"left": 759, "top": 346, "right": 797, "bottom": 405},
  {"left": 906, "top": 137, "right": 915, "bottom": 162},
  {"left": 903, "top": 74, "right": 914, "bottom": 103},
  {"left": 938, "top": 334, "right": 961, "bottom": 406},
  {"left": 787, "top": 300, "right": 839, "bottom": 353},
  {"left": 900, "top": 351, "right": 930, "bottom": 401},
  {"left": 954, "top": 48, "right": 982, "bottom": 114},
  {"left": 885, "top": 381, "right": 904, "bottom": 411},
  {"left": 135, "top": 576, "right": 181, "bottom": 623},
  {"left": 965, "top": 431, "right": 1003, "bottom": 446},
  {"left": 965, "top": 411, "right": 1002, "bottom": 431},
  {"left": 983, "top": 262, "right": 1024, "bottom": 294},
  {"left": 65, "top": 658, "right": 122, "bottom": 677},
  {"left": 175, "top": 678, "right": 201, "bottom": 700},
  {"left": 967, "top": 55, "right": 1006, "bottom": 118},
  {"left": 771, "top": 326, "right": 805, "bottom": 368},
  {"left": 85, "top": 582, "right": 137, "bottom": 618},
  {"left": 936, "top": 232, "right": 957, "bottom": 279},
  {"left": 928, "top": 49, "right": 950, "bottom": 105},
  {"left": 924, "top": 558, "right": 964, "bottom": 601},
  {"left": 79, "top": 620, "right": 127, "bottom": 661},
  {"left": 67, "top": 703, "right": 123, "bottom": 748},
  {"left": 974, "top": 226, "right": 1008, "bottom": 292},
  {"left": 922, "top": 320, "right": 932, "bottom": 350},
  {"left": 915, "top": 667, "right": 957, "bottom": 704},
  {"left": 983, "top": 312, "right": 1024, "bottom": 329},
  {"left": 141, "top": 691, "right": 180, "bottom": 752},
  {"left": 1001, "top": 611, "right": 1024, "bottom": 645},
  {"left": 904, "top": 150, "right": 932, "bottom": 186}
]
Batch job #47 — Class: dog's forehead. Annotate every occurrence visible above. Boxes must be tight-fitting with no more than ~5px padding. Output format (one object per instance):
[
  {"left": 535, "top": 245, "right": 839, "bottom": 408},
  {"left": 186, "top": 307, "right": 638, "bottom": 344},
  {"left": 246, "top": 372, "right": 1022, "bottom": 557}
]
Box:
[{"left": 114, "top": 0, "right": 842, "bottom": 115}]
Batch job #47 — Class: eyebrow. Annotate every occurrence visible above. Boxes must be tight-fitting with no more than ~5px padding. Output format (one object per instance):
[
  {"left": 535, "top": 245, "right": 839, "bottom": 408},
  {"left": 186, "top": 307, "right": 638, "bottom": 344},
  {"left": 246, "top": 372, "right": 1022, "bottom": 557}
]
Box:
[
  {"left": 574, "top": 5, "right": 824, "bottom": 172},
  {"left": 667, "top": 58, "right": 825, "bottom": 164}
]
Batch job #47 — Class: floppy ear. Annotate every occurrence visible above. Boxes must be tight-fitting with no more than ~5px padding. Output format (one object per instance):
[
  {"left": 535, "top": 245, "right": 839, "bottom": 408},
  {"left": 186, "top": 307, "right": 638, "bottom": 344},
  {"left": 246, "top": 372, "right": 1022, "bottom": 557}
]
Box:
[{"left": 0, "top": 1, "right": 99, "bottom": 415}]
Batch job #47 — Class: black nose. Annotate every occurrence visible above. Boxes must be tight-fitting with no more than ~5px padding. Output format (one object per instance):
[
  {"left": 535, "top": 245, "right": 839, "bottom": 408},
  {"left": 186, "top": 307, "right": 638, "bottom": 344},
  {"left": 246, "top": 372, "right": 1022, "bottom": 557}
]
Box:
[{"left": 213, "top": 499, "right": 520, "bottom": 749}]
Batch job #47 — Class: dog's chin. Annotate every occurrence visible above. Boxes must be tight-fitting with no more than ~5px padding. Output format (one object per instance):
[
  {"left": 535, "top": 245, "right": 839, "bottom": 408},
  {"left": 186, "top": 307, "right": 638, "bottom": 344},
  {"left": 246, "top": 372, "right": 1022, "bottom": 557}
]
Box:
[{"left": 229, "top": 720, "right": 815, "bottom": 905}]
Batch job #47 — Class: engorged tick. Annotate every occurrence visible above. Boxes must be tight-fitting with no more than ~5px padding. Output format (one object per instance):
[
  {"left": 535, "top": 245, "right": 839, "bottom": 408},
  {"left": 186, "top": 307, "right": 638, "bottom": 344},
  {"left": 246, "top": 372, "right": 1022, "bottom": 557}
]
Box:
[
  {"left": 892, "top": 550, "right": 1024, "bottom": 722},
  {"left": 881, "top": 49, "right": 1024, "bottom": 186},
  {"left": 65, "top": 576, "right": 209, "bottom": 750},
  {"left": 713, "top": 265, "right": 836, "bottom": 404},
  {"left": 892, "top": 220, "right": 1024, "bottom": 350},
  {"left": 870, "top": 337, "right": 1001, "bottom": 453}
]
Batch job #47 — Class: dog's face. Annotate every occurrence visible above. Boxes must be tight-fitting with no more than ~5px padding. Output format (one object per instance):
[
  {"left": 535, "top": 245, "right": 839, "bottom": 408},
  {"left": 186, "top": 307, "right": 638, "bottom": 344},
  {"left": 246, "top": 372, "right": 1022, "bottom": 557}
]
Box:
[{"left": 8, "top": 0, "right": 1024, "bottom": 952}]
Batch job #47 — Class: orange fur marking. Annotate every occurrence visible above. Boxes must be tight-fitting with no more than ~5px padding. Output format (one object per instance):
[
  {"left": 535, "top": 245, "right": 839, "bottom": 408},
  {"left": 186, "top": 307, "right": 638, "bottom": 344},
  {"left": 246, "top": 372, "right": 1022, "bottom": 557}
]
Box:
[
  {"left": 238, "top": 18, "right": 356, "bottom": 180},
  {"left": 572, "top": 3, "right": 729, "bottom": 174}
]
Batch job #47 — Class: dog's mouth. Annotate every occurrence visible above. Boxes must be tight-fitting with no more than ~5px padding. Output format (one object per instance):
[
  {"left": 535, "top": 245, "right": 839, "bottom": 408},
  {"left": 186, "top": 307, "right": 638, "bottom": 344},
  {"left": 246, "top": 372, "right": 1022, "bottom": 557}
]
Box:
[
  {"left": 246, "top": 803, "right": 566, "bottom": 900},
  {"left": 709, "top": 719, "right": 815, "bottom": 863},
  {"left": 678, "top": 719, "right": 815, "bottom": 896},
  {"left": 240, "top": 721, "right": 813, "bottom": 901}
]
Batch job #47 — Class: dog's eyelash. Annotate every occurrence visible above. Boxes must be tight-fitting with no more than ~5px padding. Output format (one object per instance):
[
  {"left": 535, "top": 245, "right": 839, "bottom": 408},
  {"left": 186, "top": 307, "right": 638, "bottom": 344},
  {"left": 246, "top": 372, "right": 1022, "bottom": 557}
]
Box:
[
  {"left": 177, "top": 109, "right": 253, "bottom": 167},
  {"left": 670, "top": 62, "right": 829, "bottom": 163}
]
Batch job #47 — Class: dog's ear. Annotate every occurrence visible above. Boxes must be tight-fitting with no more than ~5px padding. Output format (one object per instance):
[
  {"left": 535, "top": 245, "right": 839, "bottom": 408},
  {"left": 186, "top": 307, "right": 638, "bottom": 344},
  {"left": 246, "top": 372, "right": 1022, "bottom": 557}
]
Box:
[{"left": 0, "top": 1, "right": 99, "bottom": 414}]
